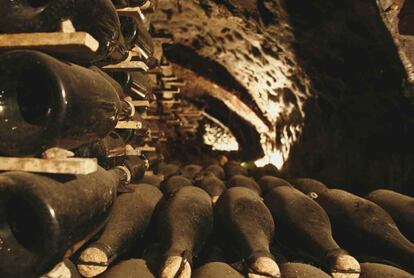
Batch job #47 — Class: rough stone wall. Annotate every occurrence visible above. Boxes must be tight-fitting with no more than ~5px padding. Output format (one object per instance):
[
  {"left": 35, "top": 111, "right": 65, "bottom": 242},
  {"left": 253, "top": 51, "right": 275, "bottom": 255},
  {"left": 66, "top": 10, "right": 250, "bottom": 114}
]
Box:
[
  {"left": 152, "top": 0, "right": 414, "bottom": 194},
  {"left": 152, "top": 0, "right": 313, "bottom": 167}
]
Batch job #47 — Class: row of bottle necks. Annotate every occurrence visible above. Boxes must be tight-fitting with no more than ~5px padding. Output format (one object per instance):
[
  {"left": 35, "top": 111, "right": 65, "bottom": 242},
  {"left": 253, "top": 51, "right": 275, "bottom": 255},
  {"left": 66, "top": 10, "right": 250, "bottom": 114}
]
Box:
[{"left": 1, "top": 160, "right": 413, "bottom": 278}]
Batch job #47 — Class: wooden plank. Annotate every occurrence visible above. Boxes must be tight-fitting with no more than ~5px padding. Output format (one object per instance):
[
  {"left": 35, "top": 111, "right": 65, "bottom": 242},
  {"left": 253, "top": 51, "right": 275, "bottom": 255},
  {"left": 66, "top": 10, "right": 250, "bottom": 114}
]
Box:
[
  {"left": 102, "top": 52, "right": 149, "bottom": 71},
  {"left": 0, "top": 32, "right": 99, "bottom": 56},
  {"left": 131, "top": 100, "right": 150, "bottom": 107},
  {"left": 117, "top": 7, "right": 142, "bottom": 16},
  {"left": 115, "top": 121, "right": 143, "bottom": 129},
  {"left": 0, "top": 156, "right": 98, "bottom": 175}
]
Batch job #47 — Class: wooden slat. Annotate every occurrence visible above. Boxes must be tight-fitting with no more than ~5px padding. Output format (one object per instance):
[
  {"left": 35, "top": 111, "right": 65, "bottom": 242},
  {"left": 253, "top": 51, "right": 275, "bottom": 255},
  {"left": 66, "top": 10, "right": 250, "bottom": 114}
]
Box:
[
  {"left": 103, "top": 58, "right": 149, "bottom": 71},
  {"left": 0, "top": 32, "right": 99, "bottom": 56},
  {"left": 0, "top": 157, "right": 98, "bottom": 175},
  {"left": 115, "top": 121, "right": 143, "bottom": 129},
  {"left": 131, "top": 100, "right": 150, "bottom": 107},
  {"left": 117, "top": 7, "right": 142, "bottom": 16}
]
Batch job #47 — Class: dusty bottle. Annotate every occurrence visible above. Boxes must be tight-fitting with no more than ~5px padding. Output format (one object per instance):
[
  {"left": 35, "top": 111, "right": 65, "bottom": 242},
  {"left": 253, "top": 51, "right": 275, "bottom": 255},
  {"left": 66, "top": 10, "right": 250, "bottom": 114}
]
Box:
[
  {"left": 314, "top": 189, "right": 414, "bottom": 271},
  {"left": 264, "top": 186, "right": 360, "bottom": 278},
  {"left": 194, "top": 173, "right": 227, "bottom": 204},
  {"left": 100, "top": 259, "right": 155, "bottom": 278},
  {"left": 215, "top": 187, "right": 280, "bottom": 278},
  {"left": 290, "top": 178, "right": 329, "bottom": 196},
  {"left": 0, "top": 0, "right": 128, "bottom": 63},
  {"left": 257, "top": 176, "right": 293, "bottom": 195},
  {"left": 224, "top": 161, "right": 248, "bottom": 178},
  {"left": 156, "top": 163, "right": 180, "bottom": 178},
  {"left": 0, "top": 164, "right": 137, "bottom": 278},
  {"left": 0, "top": 50, "right": 134, "bottom": 156},
  {"left": 77, "top": 184, "right": 163, "bottom": 277},
  {"left": 280, "top": 263, "right": 331, "bottom": 278},
  {"left": 360, "top": 262, "right": 413, "bottom": 278},
  {"left": 138, "top": 174, "right": 164, "bottom": 188},
  {"left": 193, "top": 262, "right": 244, "bottom": 278},
  {"left": 156, "top": 186, "right": 214, "bottom": 278},
  {"left": 203, "top": 164, "right": 225, "bottom": 180},
  {"left": 83, "top": 132, "right": 127, "bottom": 169},
  {"left": 119, "top": 15, "right": 154, "bottom": 56},
  {"left": 160, "top": 175, "right": 193, "bottom": 196},
  {"left": 227, "top": 175, "right": 262, "bottom": 195},
  {"left": 366, "top": 189, "right": 414, "bottom": 242},
  {"left": 40, "top": 259, "right": 81, "bottom": 278},
  {"left": 178, "top": 164, "right": 203, "bottom": 180}
]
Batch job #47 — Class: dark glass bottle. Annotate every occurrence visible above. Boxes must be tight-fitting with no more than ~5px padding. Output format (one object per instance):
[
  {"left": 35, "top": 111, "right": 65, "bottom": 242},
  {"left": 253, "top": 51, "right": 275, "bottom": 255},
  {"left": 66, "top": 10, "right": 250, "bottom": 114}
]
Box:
[
  {"left": 77, "top": 184, "right": 163, "bottom": 277},
  {"left": 0, "top": 50, "right": 133, "bottom": 156},
  {"left": 360, "top": 262, "right": 413, "bottom": 278},
  {"left": 215, "top": 187, "right": 280, "bottom": 278},
  {"left": 366, "top": 189, "right": 414, "bottom": 242},
  {"left": 100, "top": 259, "right": 156, "bottom": 278},
  {"left": 0, "top": 166, "right": 130, "bottom": 278},
  {"left": 315, "top": 189, "right": 414, "bottom": 271},
  {"left": 119, "top": 15, "right": 155, "bottom": 65},
  {"left": 193, "top": 262, "right": 244, "bottom": 278},
  {"left": 156, "top": 186, "right": 213, "bottom": 278},
  {"left": 264, "top": 186, "right": 360, "bottom": 277},
  {"left": 0, "top": 0, "right": 128, "bottom": 63},
  {"left": 280, "top": 263, "right": 331, "bottom": 278}
]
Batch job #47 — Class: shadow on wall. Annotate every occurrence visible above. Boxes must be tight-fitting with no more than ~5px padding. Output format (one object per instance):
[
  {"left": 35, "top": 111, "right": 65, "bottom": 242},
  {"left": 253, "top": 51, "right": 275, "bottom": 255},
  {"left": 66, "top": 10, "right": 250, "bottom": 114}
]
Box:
[{"left": 282, "top": 0, "right": 414, "bottom": 194}]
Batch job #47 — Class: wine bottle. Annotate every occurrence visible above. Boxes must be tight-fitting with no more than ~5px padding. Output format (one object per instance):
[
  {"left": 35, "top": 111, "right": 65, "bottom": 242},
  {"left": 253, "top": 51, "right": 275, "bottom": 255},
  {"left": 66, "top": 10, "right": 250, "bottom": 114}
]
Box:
[
  {"left": 215, "top": 187, "right": 280, "bottom": 278},
  {"left": 280, "top": 263, "right": 331, "bottom": 278},
  {"left": 224, "top": 161, "right": 248, "bottom": 178},
  {"left": 193, "top": 262, "right": 244, "bottom": 278},
  {"left": 366, "top": 189, "right": 414, "bottom": 242},
  {"left": 119, "top": 15, "right": 154, "bottom": 56},
  {"left": 160, "top": 175, "right": 192, "bottom": 196},
  {"left": 156, "top": 186, "right": 214, "bottom": 278},
  {"left": 156, "top": 163, "right": 180, "bottom": 178},
  {"left": 314, "top": 189, "right": 414, "bottom": 271},
  {"left": 108, "top": 72, "right": 133, "bottom": 92},
  {"left": 257, "top": 176, "right": 293, "bottom": 196},
  {"left": 77, "top": 184, "right": 162, "bottom": 277},
  {"left": 194, "top": 173, "right": 227, "bottom": 204},
  {"left": 84, "top": 132, "right": 127, "bottom": 169},
  {"left": 0, "top": 0, "right": 128, "bottom": 63},
  {"left": 290, "top": 178, "right": 329, "bottom": 196},
  {"left": 100, "top": 259, "right": 155, "bottom": 278},
  {"left": 178, "top": 164, "right": 203, "bottom": 180},
  {"left": 138, "top": 174, "right": 164, "bottom": 188},
  {"left": 40, "top": 259, "right": 81, "bottom": 278},
  {"left": 0, "top": 50, "right": 133, "bottom": 156},
  {"left": 0, "top": 163, "right": 138, "bottom": 278},
  {"left": 360, "top": 262, "right": 413, "bottom": 278},
  {"left": 264, "top": 186, "right": 360, "bottom": 277},
  {"left": 204, "top": 164, "right": 225, "bottom": 180},
  {"left": 227, "top": 175, "right": 262, "bottom": 196}
]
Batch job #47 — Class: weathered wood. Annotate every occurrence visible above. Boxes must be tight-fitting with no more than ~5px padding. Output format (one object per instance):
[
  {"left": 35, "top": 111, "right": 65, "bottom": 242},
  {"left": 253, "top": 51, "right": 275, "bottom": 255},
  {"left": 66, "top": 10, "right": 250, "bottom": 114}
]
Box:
[
  {"left": 117, "top": 7, "right": 143, "bottom": 17},
  {"left": 115, "top": 121, "right": 143, "bottom": 129},
  {"left": 0, "top": 32, "right": 99, "bottom": 56},
  {"left": 0, "top": 156, "right": 98, "bottom": 175},
  {"left": 102, "top": 52, "right": 149, "bottom": 71},
  {"left": 131, "top": 100, "right": 150, "bottom": 107}
]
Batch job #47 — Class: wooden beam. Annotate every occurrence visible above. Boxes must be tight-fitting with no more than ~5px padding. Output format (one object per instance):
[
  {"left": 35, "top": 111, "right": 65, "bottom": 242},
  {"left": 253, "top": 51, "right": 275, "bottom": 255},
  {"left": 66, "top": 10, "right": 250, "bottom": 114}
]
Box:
[
  {"left": 102, "top": 52, "right": 149, "bottom": 71},
  {"left": 0, "top": 32, "right": 99, "bottom": 57},
  {"left": 0, "top": 156, "right": 98, "bottom": 175},
  {"left": 115, "top": 121, "right": 143, "bottom": 129}
]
